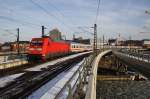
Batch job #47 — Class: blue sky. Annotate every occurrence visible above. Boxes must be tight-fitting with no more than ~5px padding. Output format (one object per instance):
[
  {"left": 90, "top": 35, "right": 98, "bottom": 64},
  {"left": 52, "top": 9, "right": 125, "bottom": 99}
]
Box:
[{"left": 0, "top": 0, "right": 150, "bottom": 42}]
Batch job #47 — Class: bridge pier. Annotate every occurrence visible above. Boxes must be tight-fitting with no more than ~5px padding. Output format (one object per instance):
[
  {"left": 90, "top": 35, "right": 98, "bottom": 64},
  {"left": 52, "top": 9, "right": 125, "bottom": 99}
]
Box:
[{"left": 115, "top": 58, "right": 127, "bottom": 73}]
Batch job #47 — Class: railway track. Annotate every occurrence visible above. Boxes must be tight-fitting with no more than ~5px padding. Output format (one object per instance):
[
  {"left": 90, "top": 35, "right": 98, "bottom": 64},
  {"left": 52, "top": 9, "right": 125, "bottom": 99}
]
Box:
[
  {"left": 0, "top": 53, "right": 90, "bottom": 99},
  {"left": 0, "top": 52, "right": 81, "bottom": 77},
  {"left": 113, "top": 51, "right": 150, "bottom": 80}
]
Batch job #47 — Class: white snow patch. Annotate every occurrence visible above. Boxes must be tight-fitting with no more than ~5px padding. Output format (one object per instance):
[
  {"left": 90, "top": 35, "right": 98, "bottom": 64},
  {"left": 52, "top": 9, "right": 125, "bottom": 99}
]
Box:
[
  {"left": 27, "top": 59, "right": 85, "bottom": 99},
  {"left": 0, "top": 73, "right": 24, "bottom": 88},
  {"left": 40, "top": 60, "right": 84, "bottom": 99},
  {"left": 27, "top": 71, "right": 67, "bottom": 99}
]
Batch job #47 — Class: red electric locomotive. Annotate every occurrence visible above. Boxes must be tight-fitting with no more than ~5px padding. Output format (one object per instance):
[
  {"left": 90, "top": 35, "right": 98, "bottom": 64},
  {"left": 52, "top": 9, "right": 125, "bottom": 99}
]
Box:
[{"left": 28, "top": 36, "right": 70, "bottom": 61}]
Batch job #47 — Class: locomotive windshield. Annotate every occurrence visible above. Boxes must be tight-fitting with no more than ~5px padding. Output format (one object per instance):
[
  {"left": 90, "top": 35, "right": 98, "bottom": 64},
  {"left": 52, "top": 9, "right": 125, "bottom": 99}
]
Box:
[{"left": 31, "top": 40, "right": 43, "bottom": 46}]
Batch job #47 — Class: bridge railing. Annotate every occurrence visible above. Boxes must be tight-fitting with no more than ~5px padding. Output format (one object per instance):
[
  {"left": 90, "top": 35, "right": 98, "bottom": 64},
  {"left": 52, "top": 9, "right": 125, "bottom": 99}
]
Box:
[
  {"left": 54, "top": 54, "right": 94, "bottom": 99},
  {"left": 97, "top": 45, "right": 142, "bottom": 50},
  {"left": 117, "top": 50, "right": 150, "bottom": 63}
]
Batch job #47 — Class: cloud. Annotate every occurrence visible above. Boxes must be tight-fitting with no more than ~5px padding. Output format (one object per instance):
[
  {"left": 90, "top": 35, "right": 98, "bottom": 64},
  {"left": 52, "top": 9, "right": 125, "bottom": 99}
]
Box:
[
  {"left": 0, "top": 0, "right": 150, "bottom": 42},
  {"left": 95, "top": 0, "right": 150, "bottom": 40}
]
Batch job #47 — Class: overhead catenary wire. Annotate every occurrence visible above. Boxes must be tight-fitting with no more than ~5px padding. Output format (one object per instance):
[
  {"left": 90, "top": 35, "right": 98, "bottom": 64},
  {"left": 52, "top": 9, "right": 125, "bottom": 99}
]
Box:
[
  {"left": 29, "top": 0, "right": 76, "bottom": 32},
  {"left": 4, "top": 29, "right": 17, "bottom": 36},
  {"left": 77, "top": 27, "right": 93, "bottom": 35},
  {"left": 30, "top": 0, "right": 58, "bottom": 20},
  {"left": 46, "top": 0, "right": 66, "bottom": 18},
  {"left": 95, "top": 0, "right": 101, "bottom": 24},
  {"left": 46, "top": 0, "right": 78, "bottom": 27},
  {"left": 0, "top": 5, "right": 41, "bottom": 28},
  {"left": 3, "top": 7, "right": 44, "bottom": 27},
  {"left": 0, "top": 28, "right": 18, "bottom": 42},
  {"left": 0, "top": 15, "right": 40, "bottom": 28}
]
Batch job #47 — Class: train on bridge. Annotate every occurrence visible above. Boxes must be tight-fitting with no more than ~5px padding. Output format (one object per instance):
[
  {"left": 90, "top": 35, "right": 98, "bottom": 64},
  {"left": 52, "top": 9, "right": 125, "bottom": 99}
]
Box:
[{"left": 27, "top": 36, "right": 92, "bottom": 61}]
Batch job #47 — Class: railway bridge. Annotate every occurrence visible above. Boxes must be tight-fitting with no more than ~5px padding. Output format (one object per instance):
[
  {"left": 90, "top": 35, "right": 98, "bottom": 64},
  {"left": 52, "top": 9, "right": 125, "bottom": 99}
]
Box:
[
  {"left": 83, "top": 49, "right": 150, "bottom": 99},
  {"left": 0, "top": 48, "right": 150, "bottom": 99},
  {"left": 53, "top": 48, "right": 150, "bottom": 99},
  {"left": 35, "top": 49, "right": 149, "bottom": 99}
]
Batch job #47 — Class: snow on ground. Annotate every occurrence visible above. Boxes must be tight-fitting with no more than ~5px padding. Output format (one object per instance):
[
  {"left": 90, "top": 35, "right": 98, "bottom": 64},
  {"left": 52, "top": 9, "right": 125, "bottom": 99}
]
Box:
[
  {"left": 28, "top": 72, "right": 66, "bottom": 99},
  {"left": 27, "top": 59, "right": 85, "bottom": 99},
  {"left": 26, "top": 51, "right": 91, "bottom": 71},
  {"left": 0, "top": 73, "right": 24, "bottom": 88}
]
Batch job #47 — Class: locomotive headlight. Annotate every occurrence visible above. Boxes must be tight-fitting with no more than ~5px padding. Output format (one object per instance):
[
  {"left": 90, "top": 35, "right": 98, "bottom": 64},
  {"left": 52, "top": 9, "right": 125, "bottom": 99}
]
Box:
[{"left": 36, "top": 48, "right": 42, "bottom": 51}]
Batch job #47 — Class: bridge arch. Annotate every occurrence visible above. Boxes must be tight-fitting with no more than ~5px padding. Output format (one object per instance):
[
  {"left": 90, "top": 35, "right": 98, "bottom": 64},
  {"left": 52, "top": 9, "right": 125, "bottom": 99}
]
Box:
[{"left": 85, "top": 50, "right": 112, "bottom": 99}]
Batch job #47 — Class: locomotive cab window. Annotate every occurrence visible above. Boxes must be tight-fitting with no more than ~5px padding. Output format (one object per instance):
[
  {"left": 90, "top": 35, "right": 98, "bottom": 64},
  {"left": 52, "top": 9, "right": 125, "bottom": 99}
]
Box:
[{"left": 31, "top": 40, "right": 43, "bottom": 46}]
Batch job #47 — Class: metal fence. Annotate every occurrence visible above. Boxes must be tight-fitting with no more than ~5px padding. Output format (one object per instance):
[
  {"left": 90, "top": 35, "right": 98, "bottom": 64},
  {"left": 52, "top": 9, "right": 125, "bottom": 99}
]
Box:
[
  {"left": 55, "top": 50, "right": 112, "bottom": 99},
  {"left": 119, "top": 50, "right": 150, "bottom": 63},
  {"left": 54, "top": 55, "right": 94, "bottom": 99}
]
